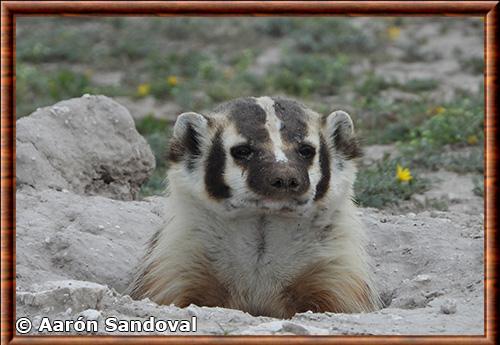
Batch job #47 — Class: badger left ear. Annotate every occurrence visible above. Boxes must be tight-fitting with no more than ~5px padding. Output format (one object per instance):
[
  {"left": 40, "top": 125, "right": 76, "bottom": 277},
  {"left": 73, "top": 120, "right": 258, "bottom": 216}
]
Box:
[
  {"left": 324, "top": 110, "right": 362, "bottom": 160},
  {"left": 173, "top": 112, "right": 208, "bottom": 141}
]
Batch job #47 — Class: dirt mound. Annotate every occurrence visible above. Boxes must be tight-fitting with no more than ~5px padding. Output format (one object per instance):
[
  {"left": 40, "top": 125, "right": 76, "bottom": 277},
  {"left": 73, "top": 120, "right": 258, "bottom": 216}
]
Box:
[{"left": 16, "top": 95, "right": 155, "bottom": 200}]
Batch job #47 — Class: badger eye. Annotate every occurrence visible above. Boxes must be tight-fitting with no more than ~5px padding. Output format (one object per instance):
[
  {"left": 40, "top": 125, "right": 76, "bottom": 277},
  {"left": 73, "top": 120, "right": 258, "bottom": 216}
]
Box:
[
  {"left": 298, "top": 144, "right": 316, "bottom": 159},
  {"left": 231, "top": 145, "right": 253, "bottom": 160}
]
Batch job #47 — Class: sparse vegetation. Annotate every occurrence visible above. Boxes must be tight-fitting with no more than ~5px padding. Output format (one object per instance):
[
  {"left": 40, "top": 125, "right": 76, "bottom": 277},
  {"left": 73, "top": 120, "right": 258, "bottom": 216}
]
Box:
[
  {"left": 398, "top": 96, "right": 484, "bottom": 173},
  {"left": 16, "top": 17, "right": 484, "bottom": 207},
  {"left": 355, "top": 156, "right": 429, "bottom": 208}
]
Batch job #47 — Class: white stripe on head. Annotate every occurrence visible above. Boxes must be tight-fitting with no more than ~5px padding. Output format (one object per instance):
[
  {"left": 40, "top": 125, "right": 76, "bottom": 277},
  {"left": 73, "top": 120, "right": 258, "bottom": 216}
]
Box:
[{"left": 255, "top": 96, "right": 288, "bottom": 163}]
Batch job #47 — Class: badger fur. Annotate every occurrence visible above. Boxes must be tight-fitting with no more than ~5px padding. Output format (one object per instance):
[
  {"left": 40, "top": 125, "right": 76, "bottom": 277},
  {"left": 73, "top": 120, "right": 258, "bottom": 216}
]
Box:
[{"left": 129, "top": 96, "right": 381, "bottom": 318}]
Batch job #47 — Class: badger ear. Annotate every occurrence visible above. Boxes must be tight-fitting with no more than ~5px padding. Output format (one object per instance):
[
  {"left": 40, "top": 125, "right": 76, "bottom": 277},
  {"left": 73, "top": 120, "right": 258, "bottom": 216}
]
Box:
[
  {"left": 324, "top": 110, "right": 362, "bottom": 160},
  {"left": 168, "top": 112, "right": 208, "bottom": 165},
  {"left": 173, "top": 112, "right": 208, "bottom": 140}
]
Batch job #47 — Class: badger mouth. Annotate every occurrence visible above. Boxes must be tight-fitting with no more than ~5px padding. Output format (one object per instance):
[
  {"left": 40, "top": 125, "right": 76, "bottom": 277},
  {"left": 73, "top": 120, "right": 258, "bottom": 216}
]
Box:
[{"left": 228, "top": 197, "right": 311, "bottom": 214}]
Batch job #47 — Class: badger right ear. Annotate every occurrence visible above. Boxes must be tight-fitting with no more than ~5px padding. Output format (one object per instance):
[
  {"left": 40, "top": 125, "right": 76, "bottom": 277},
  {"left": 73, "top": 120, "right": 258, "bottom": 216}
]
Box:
[
  {"left": 168, "top": 112, "right": 208, "bottom": 164},
  {"left": 324, "top": 110, "right": 362, "bottom": 160}
]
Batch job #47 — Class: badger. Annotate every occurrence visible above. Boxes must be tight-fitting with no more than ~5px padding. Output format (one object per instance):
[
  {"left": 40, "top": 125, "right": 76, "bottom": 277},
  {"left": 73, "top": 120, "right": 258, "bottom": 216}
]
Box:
[{"left": 129, "top": 96, "right": 381, "bottom": 318}]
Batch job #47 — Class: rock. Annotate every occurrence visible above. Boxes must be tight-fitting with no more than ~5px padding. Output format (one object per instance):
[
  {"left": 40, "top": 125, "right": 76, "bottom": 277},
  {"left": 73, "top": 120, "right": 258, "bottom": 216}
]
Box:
[
  {"left": 414, "top": 274, "right": 431, "bottom": 283},
  {"left": 17, "top": 280, "right": 108, "bottom": 314},
  {"left": 16, "top": 95, "right": 155, "bottom": 200},
  {"left": 282, "top": 322, "right": 310, "bottom": 335},
  {"left": 238, "top": 321, "right": 329, "bottom": 335},
  {"left": 440, "top": 299, "right": 457, "bottom": 314},
  {"left": 79, "top": 309, "right": 103, "bottom": 322},
  {"left": 15, "top": 188, "right": 166, "bottom": 293}
]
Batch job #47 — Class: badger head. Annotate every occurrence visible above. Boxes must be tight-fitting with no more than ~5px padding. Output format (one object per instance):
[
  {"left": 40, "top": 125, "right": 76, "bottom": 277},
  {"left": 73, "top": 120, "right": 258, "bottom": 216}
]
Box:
[{"left": 167, "top": 96, "right": 361, "bottom": 218}]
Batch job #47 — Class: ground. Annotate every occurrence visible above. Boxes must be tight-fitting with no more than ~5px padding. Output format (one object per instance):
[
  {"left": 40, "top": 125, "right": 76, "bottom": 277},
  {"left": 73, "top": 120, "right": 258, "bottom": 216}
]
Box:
[{"left": 14, "top": 17, "right": 484, "bottom": 335}]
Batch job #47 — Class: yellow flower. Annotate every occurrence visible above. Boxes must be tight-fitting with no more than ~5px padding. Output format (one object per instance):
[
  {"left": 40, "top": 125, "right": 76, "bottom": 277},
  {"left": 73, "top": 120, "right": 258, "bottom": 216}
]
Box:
[
  {"left": 166, "top": 76, "right": 178, "bottom": 87},
  {"left": 467, "top": 135, "right": 479, "bottom": 145},
  {"left": 434, "top": 106, "right": 446, "bottom": 115},
  {"left": 387, "top": 26, "right": 401, "bottom": 41},
  {"left": 396, "top": 164, "right": 413, "bottom": 182},
  {"left": 137, "top": 83, "right": 150, "bottom": 97}
]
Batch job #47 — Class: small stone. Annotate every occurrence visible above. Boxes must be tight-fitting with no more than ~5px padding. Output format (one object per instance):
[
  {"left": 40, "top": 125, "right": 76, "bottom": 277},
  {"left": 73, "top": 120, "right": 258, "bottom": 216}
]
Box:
[
  {"left": 98, "top": 225, "right": 105, "bottom": 230},
  {"left": 79, "top": 309, "right": 102, "bottom": 321},
  {"left": 414, "top": 274, "right": 431, "bottom": 283},
  {"left": 440, "top": 299, "right": 457, "bottom": 314},
  {"left": 282, "top": 322, "right": 309, "bottom": 335}
]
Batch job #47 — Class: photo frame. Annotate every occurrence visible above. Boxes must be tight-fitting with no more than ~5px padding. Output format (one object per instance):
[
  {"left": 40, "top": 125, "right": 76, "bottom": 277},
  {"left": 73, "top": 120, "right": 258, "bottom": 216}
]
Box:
[{"left": 1, "top": 1, "right": 497, "bottom": 344}]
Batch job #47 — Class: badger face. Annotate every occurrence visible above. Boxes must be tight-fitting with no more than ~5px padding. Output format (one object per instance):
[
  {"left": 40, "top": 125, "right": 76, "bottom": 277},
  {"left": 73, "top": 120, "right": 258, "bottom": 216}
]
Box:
[{"left": 167, "top": 96, "right": 361, "bottom": 218}]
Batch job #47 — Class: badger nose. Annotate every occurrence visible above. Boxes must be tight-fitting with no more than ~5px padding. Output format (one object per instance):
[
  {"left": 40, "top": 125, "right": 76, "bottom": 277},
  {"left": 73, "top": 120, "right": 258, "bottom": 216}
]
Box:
[
  {"left": 270, "top": 176, "right": 300, "bottom": 191},
  {"left": 248, "top": 163, "right": 310, "bottom": 199}
]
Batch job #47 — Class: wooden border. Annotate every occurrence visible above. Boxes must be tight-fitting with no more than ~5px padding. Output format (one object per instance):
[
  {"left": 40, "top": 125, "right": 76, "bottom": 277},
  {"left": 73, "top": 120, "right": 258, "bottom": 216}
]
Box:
[{"left": 1, "top": 1, "right": 498, "bottom": 344}]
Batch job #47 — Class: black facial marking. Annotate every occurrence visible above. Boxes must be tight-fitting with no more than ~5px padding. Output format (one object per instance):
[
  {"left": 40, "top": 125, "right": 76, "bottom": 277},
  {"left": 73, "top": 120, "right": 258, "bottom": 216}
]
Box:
[
  {"left": 228, "top": 98, "right": 269, "bottom": 143},
  {"left": 314, "top": 135, "right": 331, "bottom": 201},
  {"left": 333, "top": 126, "right": 363, "bottom": 160},
  {"left": 296, "top": 144, "right": 316, "bottom": 164},
  {"left": 272, "top": 97, "right": 308, "bottom": 143},
  {"left": 205, "top": 130, "right": 231, "bottom": 200}
]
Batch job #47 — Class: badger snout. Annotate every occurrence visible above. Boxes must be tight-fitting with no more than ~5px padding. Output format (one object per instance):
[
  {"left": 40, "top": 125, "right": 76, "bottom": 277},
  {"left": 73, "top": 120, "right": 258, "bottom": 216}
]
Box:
[{"left": 249, "top": 163, "right": 310, "bottom": 200}]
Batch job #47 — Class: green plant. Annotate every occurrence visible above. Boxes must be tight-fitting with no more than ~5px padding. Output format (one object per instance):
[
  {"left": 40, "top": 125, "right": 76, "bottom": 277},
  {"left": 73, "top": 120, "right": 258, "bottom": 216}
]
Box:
[
  {"left": 354, "top": 156, "right": 429, "bottom": 208},
  {"left": 289, "top": 18, "right": 378, "bottom": 55},
  {"left": 399, "top": 78, "right": 438, "bottom": 93},
  {"left": 460, "top": 56, "right": 484, "bottom": 75},
  {"left": 399, "top": 97, "right": 484, "bottom": 171},
  {"left": 16, "top": 64, "right": 94, "bottom": 117},
  {"left": 267, "top": 54, "right": 350, "bottom": 97},
  {"left": 356, "top": 98, "right": 433, "bottom": 145},
  {"left": 355, "top": 73, "right": 393, "bottom": 97},
  {"left": 255, "top": 18, "right": 301, "bottom": 37}
]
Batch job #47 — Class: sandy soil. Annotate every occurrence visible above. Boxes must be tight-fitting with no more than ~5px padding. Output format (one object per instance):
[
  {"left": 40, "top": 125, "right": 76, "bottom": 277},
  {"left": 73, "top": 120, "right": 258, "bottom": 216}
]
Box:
[
  {"left": 16, "top": 189, "right": 484, "bottom": 335},
  {"left": 15, "top": 96, "right": 484, "bottom": 335}
]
